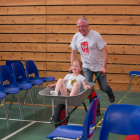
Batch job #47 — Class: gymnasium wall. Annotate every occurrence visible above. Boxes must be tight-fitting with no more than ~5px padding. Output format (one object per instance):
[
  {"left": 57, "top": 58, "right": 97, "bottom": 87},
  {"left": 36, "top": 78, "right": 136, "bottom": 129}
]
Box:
[{"left": 0, "top": 0, "right": 140, "bottom": 91}]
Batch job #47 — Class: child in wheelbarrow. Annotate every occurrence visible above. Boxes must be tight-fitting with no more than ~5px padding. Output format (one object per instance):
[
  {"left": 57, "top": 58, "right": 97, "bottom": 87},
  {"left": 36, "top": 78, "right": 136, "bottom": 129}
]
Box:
[{"left": 48, "top": 60, "right": 91, "bottom": 96}]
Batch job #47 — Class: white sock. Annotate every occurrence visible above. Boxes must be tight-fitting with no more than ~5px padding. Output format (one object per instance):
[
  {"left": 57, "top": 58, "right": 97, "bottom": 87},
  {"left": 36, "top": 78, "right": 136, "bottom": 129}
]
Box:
[{"left": 50, "top": 91, "right": 58, "bottom": 96}]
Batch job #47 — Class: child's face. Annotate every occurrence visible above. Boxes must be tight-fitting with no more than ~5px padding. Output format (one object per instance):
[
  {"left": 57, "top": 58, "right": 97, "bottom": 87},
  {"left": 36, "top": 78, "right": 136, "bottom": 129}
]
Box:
[{"left": 72, "top": 61, "right": 82, "bottom": 74}]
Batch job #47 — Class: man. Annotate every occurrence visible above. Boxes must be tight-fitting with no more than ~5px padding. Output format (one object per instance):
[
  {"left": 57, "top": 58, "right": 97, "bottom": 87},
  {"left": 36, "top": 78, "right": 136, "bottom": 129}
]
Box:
[{"left": 70, "top": 17, "right": 115, "bottom": 114}]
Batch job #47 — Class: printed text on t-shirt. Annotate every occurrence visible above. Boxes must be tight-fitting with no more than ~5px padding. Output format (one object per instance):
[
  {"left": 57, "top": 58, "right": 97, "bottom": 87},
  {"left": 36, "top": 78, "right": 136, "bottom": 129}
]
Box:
[{"left": 81, "top": 42, "right": 89, "bottom": 55}]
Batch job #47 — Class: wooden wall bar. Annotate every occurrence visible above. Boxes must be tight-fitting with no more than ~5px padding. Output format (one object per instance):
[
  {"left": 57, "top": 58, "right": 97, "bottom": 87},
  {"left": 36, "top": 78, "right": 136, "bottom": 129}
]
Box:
[
  {"left": 1, "top": 16, "right": 140, "bottom": 24},
  {"left": 0, "top": 6, "right": 140, "bottom": 15},
  {"left": 0, "top": 25, "right": 140, "bottom": 34},
  {"left": 0, "top": 0, "right": 140, "bottom": 92},
  {"left": 1, "top": 0, "right": 140, "bottom": 6}
]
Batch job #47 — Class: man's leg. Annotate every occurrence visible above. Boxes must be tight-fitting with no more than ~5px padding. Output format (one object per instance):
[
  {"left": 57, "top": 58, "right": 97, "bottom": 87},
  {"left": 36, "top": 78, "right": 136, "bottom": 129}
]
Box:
[
  {"left": 95, "top": 72, "right": 115, "bottom": 103},
  {"left": 83, "top": 68, "right": 100, "bottom": 114},
  {"left": 83, "top": 68, "right": 93, "bottom": 82}
]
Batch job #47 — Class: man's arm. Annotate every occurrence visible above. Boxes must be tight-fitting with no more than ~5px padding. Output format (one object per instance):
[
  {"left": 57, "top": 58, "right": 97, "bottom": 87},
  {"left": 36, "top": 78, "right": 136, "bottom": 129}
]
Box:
[
  {"left": 71, "top": 49, "right": 77, "bottom": 65},
  {"left": 101, "top": 45, "right": 108, "bottom": 74},
  {"left": 69, "top": 49, "right": 77, "bottom": 71}
]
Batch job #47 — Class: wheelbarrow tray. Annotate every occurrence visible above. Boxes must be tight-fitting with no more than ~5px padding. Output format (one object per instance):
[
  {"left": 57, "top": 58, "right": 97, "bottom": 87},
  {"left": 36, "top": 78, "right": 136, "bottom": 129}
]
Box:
[{"left": 39, "top": 82, "right": 94, "bottom": 107}]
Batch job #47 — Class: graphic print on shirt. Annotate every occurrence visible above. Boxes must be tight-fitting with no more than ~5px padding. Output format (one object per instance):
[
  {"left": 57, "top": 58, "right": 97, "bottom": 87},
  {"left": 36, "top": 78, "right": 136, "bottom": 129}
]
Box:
[
  {"left": 68, "top": 79, "right": 77, "bottom": 85},
  {"left": 81, "top": 41, "right": 89, "bottom": 55}
]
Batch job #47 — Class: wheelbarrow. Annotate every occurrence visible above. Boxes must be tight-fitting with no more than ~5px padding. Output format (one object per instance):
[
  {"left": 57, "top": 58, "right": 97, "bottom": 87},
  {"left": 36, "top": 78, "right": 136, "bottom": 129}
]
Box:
[{"left": 39, "top": 72, "right": 100, "bottom": 127}]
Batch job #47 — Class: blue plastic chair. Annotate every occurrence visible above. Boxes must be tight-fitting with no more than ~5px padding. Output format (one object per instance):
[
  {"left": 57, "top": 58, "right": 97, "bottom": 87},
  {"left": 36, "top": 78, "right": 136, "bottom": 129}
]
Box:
[
  {"left": 24, "top": 60, "right": 55, "bottom": 105},
  {"left": 46, "top": 94, "right": 101, "bottom": 140},
  {"left": 11, "top": 62, "right": 35, "bottom": 113},
  {"left": 6, "top": 60, "right": 25, "bottom": 109},
  {"left": 24, "top": 60, "right": 55, "bottom": 82},
  {"left": 99, "top": 104, "right": 140, "bottom": 140},
  {"left": 6, "top": 60, "right": 24, "bottom": 81},
  {"left": 0, "top": 92, "right": 10, "bottom": 125},
  {"left": 128, "top": 71, "right": 140, "bottom": 92},
  {"left": 0, "top": 65, "right": 23, "bottom": 119}
]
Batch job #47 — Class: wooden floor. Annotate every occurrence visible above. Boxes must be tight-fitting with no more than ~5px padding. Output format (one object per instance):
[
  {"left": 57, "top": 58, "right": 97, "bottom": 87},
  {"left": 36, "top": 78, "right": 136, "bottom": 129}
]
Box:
[{"left": 0, "top": 88, "right": 140, "bottom": 140}]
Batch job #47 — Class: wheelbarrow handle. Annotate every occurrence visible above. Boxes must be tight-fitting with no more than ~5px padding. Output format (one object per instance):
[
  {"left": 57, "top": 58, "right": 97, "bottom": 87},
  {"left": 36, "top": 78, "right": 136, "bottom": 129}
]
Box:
[{"left": 93, "top": 71, "right": 102, "bottom": 83}]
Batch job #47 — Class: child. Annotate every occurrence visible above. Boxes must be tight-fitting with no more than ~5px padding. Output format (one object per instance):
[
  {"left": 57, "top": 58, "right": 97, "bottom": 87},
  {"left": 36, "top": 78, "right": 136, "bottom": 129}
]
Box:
[{"left": 48, "top": 60, "right": 91, "bottom": 96}]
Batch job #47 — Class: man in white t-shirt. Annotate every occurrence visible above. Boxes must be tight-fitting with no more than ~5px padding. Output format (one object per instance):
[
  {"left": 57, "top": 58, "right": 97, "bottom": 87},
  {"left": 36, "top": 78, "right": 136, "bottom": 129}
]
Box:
[{"left": 70, "top": 17, "right": 115, "bottom": 114}]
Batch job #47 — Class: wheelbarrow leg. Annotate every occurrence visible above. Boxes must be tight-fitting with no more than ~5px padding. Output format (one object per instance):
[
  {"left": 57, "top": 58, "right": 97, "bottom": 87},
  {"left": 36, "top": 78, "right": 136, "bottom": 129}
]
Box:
[
  {"left": 52, "top": 99, "right": 55, "bottom": 116},
  {"left": 65, "top": 99, "right": 68, "bottom": 116},
  {"left": 50, "top": 99, "right": 54, "bottom": 121},
  {"left": 82, "top": 102, "right": 87, "bottom": 112}
]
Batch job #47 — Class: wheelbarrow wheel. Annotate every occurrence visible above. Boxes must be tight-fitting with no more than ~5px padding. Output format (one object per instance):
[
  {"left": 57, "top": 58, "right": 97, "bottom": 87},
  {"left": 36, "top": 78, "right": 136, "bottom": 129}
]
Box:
[{"left": 54, "top": 104, "right": 69, "bottom": 128}]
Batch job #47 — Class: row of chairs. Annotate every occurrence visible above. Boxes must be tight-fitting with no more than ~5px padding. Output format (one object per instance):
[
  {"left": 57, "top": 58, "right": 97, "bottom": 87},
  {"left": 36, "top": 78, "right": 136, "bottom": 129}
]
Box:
[{"left": 0, "top": 60, "right": 55, "bottom": 125}]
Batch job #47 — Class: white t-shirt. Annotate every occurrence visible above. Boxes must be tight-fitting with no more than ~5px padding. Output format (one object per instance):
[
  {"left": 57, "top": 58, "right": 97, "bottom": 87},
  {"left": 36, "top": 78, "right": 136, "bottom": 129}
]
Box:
[
  {"left": 70, "top": 30, "right": 107, "bottom": 71},
  {"left": 64, "top": 74, "right": 85, "bottom": 91}
]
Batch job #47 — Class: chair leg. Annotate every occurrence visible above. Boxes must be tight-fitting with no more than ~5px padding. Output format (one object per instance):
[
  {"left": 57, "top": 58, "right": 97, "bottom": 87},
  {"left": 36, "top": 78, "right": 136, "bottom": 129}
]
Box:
[
  {"left": 17, "top": 93, "right": 24, "bottom": 119},
  {"left": 33, "top": 86, "right": 36, "bottom": 101},
  {"left": 33, "top": 86, "right": 40, "bottom": 101},
  {"left": 8, "top": 94, "right": 15, "bottom": 110},
  {"left": 35, "top": 86, "right": 40, "bottom": 99},
  {"left": 29, "top": 89, "right": 35, "bottom": 113},
  {"left": 3, "top": 98, "right": 10, "bottom": 125},
  {"left": 23, "top": 90, "right": 28, "bottom": 105},
  {"left": 127, "top": 76, "right": 133, "bottom": 97},
  {"left": 41, "top": 85, "right": 46, "bottom": 107}
]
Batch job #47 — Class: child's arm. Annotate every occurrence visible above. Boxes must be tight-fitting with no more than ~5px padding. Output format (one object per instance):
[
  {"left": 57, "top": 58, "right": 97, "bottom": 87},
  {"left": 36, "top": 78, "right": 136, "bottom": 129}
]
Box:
[
  {"left": 47, "top": 83, "right": 56, "bottom": 88},
  {"left": 82, "top": 80, "right": 91, "bottom": 89},
  {"left": 47, "top": 79, "right": 66, "bottom": 88}
]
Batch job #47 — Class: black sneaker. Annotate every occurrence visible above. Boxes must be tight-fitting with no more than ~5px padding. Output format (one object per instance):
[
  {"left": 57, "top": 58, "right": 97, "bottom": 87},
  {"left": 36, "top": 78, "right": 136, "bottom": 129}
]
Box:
[
  {"left": 97, "top": 109, "right": 101, "bottom": 115},
  {"left": 108, "top": 93, "right": 115, "bottom": 103}
]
